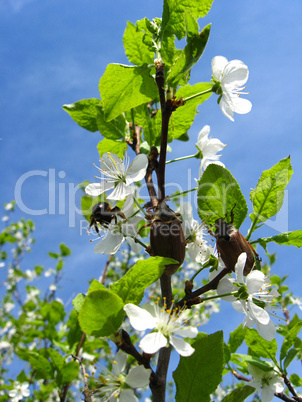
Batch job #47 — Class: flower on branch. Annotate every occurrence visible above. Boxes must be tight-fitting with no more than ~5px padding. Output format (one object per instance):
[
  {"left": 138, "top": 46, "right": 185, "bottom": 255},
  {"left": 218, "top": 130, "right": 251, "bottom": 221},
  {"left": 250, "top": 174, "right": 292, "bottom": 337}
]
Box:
[
  {"left": 248, "top": 364, "right": 285, "bottom": 402},
  {"left": 211, "top": 56, "right": 252, "bottom": 121},
  {"left": 124, "top": 300, "right": 198, "bottom": 357},
  {"left": 85, "top": 152, "right": 148, "bottom": 200},
  {"left": 179, "top": 201, "right": 213, "bottom": 263},
  {"left": 196, "top": 125, "right": 226, "bottom": 176},
  {"left": 217, "top": 253, "right": 279, "bottom": 341},
  {"left": 92, "top": 202, "right": 143, "bottom": 255},
  {"left": 8, "top": 382, "right": 30, "bottom": 401},
  {"left": 90, "top": 350, "right": 151, "bottom": 402}
]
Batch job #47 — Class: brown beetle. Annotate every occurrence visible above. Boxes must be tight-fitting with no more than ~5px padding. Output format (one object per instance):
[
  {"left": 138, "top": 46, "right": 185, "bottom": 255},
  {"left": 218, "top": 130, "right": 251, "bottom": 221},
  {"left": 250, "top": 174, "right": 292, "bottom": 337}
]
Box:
[
  {"left": 214, "top": 217, "right": 259, "bottom": 276},
  {"left": 147, "top": 202, "right": 186, "bottom": 276}
]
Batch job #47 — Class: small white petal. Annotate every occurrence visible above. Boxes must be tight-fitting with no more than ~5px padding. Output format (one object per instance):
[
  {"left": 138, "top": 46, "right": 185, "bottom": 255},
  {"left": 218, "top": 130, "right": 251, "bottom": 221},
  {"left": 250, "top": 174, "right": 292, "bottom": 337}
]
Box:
[
  {"left": 107, "top": 182, "right": 132, "bottom": 200},
  {"left": 125, "top": 365, "right": 151, "bottom": 388},
  {"left": 269, "top": 376, "right": 285, "bottom": 393},
  {"left": 197, "top": 125, "right": 211, "bottom": 144},
  {"left": 119, "top": 389, "right": 138, "bottom": 402},
  {"left": 261, "top": 385, "right": 275, "bottom": 402},
  {"left": 217, "top": 277, "right": 236, "bottom": 301},
  {"left": 85, "top": 181, "right": 114, "bottom": 196},
  {"left": 113, "top": 350, "right": 127, "bottom": 375},
  {"left": 139, "top": 332, "right": 167, "bottom": 354},
  {"left": 222, "top": 60, "right": 249, "bottom": 88},
  {"left": 94, "top": 231, "right": 124, "bottom": 254},
  {"left": 225, "top": 94, "right": 252, "bottom": 115},
  {"left": 124, "top": 304, "right": 156, "bottom": 331},
  {"left": 8, "top": 390, "right": 17, "bottom": 398},
  {"left": 246, "top": 270, "right": 265, "bottom": 294},
  {"left": 248, "top": 300, "right": 270, "bottom": 325},
  {"left": 100, "top": 152, "right": 125, "bottom": 174},
  {"left": 219, "top": 97, "right": 234, "bottom": 121},
  {"left": 169, "top": 335, "right": 195, "bottom": 356},
  {"left": 211, "top": 56, "right": 228, "bottom": 81},
  {"left": 126, "top": 154, "right": 148, "bottom": 182},
  {"left": 234, "top": 252, "right": 247, "bottom": 284},
  {"left": 256, "top": 318, "right": 276, "bottom": 341},
  {"left": 173, "top": 326, "right": 198, "bottom": 339}
]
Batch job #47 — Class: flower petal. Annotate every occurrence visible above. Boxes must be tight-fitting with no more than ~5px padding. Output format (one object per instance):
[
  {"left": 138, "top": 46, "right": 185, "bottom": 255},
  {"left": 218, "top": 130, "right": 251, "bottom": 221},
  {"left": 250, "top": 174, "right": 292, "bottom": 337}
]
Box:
[
  {"left": 173, "top": 326, "right": 198, "bottom": 339},
  {"left": 234, "top": 252, "right": 247, "bottom": 284},
  {"left": 107, "top": 182, "right": 132, "bottom": 200},
  {"left": 249, "top": 300, "right": 270, "bottom": 325},
  {"left": 169, "top": 335, "right": 195, "bottom": 356},
  {"left": 139, "top": 332, "right": 167, "bottom": 354},
  {"left": 211, "top": 56, "right": 228, "bottom": 81},
  {"left": 124, "top": 304, "right": 156, "bottom": 331},
  {"left": 112, "top": 350, "right": 127, "bottom": 375},
  {"left": 261, "top": 384, "right": 276, "bottom": 402},
  {"left": 100, "top": 152, "right": 125, "bottom": 175},
  {"left": 126, "top": 154, "right": 148, "bottom": 182},
  {"left": 269, "top": 376, "right": 285, "bottom": 394},
  {"left": 246, "top": 270, "right": 265, "bottom": 295},
  {"left": 119, "top": 389, "right": 138, "bottom": 402},
  {"left": 222, "top": 60, "right": 249, "bottom": 88},
  {"left": 125, "top": 365, "right": 151, "bottom": 388},
  {"left": 94, "top": 231, "right": 124, "bottom": 254},
  {"left": 85, "top": 181, "right": 114, "bottom": 196},
  {"left": 219, "top": 96, "right": 234, "bottom": 121},
  {"left": 225, "top": 93, "right": 252, "bottom": 115},
  {"left": 197, "top": 125, "right": 211, "bottom": 145},
  {"left": 256, "top": 318, "right": 276, "bottom": 341},
  {"left": 217, "top": 277, "right": 236, "bottom": 301}
]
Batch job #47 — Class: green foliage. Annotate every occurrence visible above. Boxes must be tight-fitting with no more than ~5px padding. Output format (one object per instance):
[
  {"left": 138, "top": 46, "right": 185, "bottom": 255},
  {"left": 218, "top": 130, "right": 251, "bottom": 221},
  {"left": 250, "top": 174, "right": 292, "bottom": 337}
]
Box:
[
  {"left": 244, "top": 329, "right": 277, "bottom": 362},
  {"left": 99, "top": 64, "right": 158, "bottom": 121},
  {"left": 123, "top": 21, "right": 154, "bottom": 65},
  {"left": 78, "top": 288, "right": 124, "bottom": 336},
  {"left": 96, "top": 104, "right": 129, "bottom": 140},
  {"left": 228, "top": 325, "right": 246, "bottom": 354},
  {"left": 63, "top": 99, "right": 101, "bottom": 132},
  {"left": 249, "top": 157, "right": 293, "bottom": 234},
  {"left": 173, "top": 331, "right": 224, "bottom": 401},
  {"left": 162, "top": 0, "right": 214, "bottom": 40},
  {"left": 167, "top": 23, "right": 211, "bottom": 88},
  {"left": 252, "top": 230, "right": 302, "bottom": 251},
  {"left": 197, "top": 164, "right": 248, "bottom": 229},
  {"left": 221, "top": 385, "right": 255, "bottom": 402},
  {"left": 110, "top": 256, "right": 177, "bottom": 304},
  {"left": 97, "top": 138, "right": 127, "bottom": 159}
]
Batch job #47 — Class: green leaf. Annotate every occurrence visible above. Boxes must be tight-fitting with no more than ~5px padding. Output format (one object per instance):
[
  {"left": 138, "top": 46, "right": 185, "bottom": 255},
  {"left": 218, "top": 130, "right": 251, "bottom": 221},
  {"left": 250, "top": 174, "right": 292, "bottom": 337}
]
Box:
[
  {"left": 170, "top": 82, "right": 212, "bottom": 140},
  {"left": 99, "top": 64, "right": 158, "bottom": 121},
  {"left": 232, "top": 353, "right": 274, "bottom": 372},
  {"left": 221, "top": 385, "right": 255, "bottom": 402},
  {"left": 251, "top": 230, "right": 302, "bottom": 251},
  {"left": 184, "top": 10, "right": 199, "bottom": 41},
  {"left": 162, "top": 0, "right": 214, "bottom": 40},
  {"left": 58, "top": 361, "right": 79, "bottom": 385},
  {"left": 87, "top": 279, "right": 107, "bottom": 294},
  {"left": 63, "top": 98, "right": 101, "bottom": 132},
  {"left": 17, "top": 349, "right": 53, "bottom": 380},
  {"left": 228, "top": 325, "right": 246, "bottom": 353},
  {"left": 60, "top": 243, "right": 71, "bottom": 257},
  {"left": 96, "top": 104, "right": 128, "bottom": 140},
  {"left": 123, "top": 21, "right": 154, "bottom": 65},
  {"left": 40, "top": 301, "right": 65, "bottom": 325},
  {"left": 72, "top": 293, "right": 86, "bottom": 314},
  {"left": 197, "top": 164, "right": 247, "bottom": 229},
  {"left": 134, "top": 104, "right": 158, "bottom": 146},
  {"left": 284, "top": 348, "right": 298, "bottom": 370},
  {"left": 245, "top": 329, "right": 277, "bottom": 361},
  {"left": 249, "top": 157, "right": 293, "bottom": 230},
  {"left": 97, "top": 138, "right": 127, "bottom": 159},
  {"left": 78, "top": 289, "right": 124, "bottom": 337},
  {"left": 110, "top": 257, "right": 176, "bottom": 304},
  {"left": 290, "top": 373, "right": 302, "bottom": 387},
  {"left": 167, "top": 24, "right": 211, "bottom": 88},
  {"left": 48, "top": 349, "right": 65, "bottom": 371},
  {"left": 173, "top": 331, "right": 224, "bottom": 402},
  {"left": 280, "top": 320, "right": 302, "bottom": 361},
  {"left": 67, "top": 310, "right": 83, "bottom": 350}
]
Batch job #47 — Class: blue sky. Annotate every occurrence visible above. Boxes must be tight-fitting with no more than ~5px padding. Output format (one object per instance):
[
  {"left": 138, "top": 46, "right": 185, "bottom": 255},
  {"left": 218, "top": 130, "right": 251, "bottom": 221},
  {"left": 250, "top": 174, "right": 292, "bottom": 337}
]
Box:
[{"left": 1, "top": 0, "right": 302, "bottom": 395}]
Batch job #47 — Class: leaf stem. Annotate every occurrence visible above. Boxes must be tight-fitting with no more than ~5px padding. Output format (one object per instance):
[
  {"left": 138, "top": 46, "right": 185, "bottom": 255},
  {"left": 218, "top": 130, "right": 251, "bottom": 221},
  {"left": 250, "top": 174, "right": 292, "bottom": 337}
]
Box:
[
  {"left": 166, "top": 153, "right": 197, "bottom": 164},
  {"left": 169, "top": 187, "right": 197, "bottom": 199},
  {"left": 182, "top": 87, "right": 213, "bottom": 102}
]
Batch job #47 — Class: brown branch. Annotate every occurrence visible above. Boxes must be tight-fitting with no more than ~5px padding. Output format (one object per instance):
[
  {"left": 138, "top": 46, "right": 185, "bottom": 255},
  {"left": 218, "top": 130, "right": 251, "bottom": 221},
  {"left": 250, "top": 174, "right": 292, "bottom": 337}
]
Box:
[
  {"left": 283, "top": 374, "right": 299, "bottom": 398},
  {"left": 70, "top": 355, "right": 92, "bottom": 402},
  {"left": 176, "top": 268, "right": 230, "bottom": 309}
]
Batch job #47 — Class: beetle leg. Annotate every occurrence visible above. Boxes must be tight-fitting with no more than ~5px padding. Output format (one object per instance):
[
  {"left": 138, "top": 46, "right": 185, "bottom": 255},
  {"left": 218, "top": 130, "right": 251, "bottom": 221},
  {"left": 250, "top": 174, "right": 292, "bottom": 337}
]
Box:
[{"left": 137, "top": 223, "right": 151, "bottom": 236}]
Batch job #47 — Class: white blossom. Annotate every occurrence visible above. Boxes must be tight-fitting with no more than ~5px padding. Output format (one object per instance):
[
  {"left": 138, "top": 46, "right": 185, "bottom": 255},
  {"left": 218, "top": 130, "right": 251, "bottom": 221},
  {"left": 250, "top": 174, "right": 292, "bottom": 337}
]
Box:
[
  {"left": 217, "top": 253, "right": 279, "bottom": 341},
  {"left": 179, "top": 202, "right": 213, "bottom": 263},
  {"left": 212, "top": 56, "right": 252, "bottom": 121},
  {"left": 124, "top": 301, "right": 198, "bottom": 357},
  {"left": 196, "top": 125, "right": 226, "bottom": 175},
  {"left": 91, "top": 350, "right": 151, "bottom": 401},
  {"left": 85, "top": 152, "right": 148, "bottom": 200},
  {"left": 248, "top": 364, "right": 284, "bottom": 402},
  {"left": 8, "top": 382, "right": 30, "bottom": 401}
]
